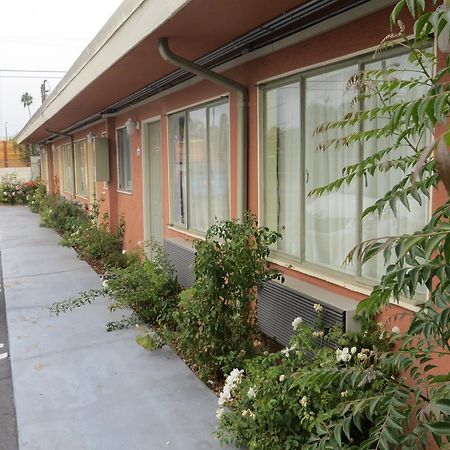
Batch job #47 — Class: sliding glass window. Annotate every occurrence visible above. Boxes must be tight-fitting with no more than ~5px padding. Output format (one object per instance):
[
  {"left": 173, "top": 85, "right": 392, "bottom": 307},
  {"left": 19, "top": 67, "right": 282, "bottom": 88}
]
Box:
[
  {"left": 261, "top": 51, "right": 430, "bottom": 282},
  {"left": 169, "top": 100, "right": 230, "bottom": 232},
  {"left": 62, "top": 143, "right": 73, "bottom": 194},
  {"left": 74, "top": 140, "right": 88, "bottom": 197},
  {"left": 117, "top": 128, "right": 132, "bottom": 192}
]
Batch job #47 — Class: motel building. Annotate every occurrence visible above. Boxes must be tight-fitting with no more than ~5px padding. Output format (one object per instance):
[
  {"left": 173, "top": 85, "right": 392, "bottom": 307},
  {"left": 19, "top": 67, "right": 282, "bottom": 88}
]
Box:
[{"left": 17, "top": 0, "right": 447, "bottom": 347}]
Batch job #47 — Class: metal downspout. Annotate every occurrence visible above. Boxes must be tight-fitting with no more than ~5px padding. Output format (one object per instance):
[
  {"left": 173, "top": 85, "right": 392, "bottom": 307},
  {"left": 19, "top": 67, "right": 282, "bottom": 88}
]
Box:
[
  {"left": 45, "top": 129, "right": 76, "bottom": 199},
  {"left": 158, "top": 37, "right": 248, "bottom": 222}
]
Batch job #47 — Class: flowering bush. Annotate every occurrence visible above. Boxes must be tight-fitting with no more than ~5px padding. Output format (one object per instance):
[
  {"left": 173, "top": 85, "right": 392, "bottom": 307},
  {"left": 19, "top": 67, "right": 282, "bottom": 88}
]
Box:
[
  {"left": 50, "top": 240, "right": 180, "bottom": 332},
  {"left": 40, "top": 195, "right": 90, "bottom": 234},
  {"left": 216, "top": 311, "right": 395, "bottom": 450},
  {"left": 61, "top": 216, "right": 126, "bottom": 270},
  {"left": 174, "top": 214, "right": 281, "bottom": 380},
  {"left": 105, "top": 242, "right": 180, "bottom": 326},
  {"left": 24, "top": 180, "right": 46, "bottom": 212},
  {"left": 0, "top": 175, "right": 26, "bottom": 204}
]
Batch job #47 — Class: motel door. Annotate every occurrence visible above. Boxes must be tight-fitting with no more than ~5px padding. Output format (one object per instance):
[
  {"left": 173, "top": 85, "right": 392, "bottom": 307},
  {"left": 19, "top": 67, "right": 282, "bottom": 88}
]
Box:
[{"left": 146, "top": 121, "right": 163, "bottom": 245}]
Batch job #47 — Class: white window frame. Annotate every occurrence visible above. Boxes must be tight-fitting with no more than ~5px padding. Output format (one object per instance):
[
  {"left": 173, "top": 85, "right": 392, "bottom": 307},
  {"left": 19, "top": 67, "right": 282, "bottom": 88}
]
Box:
[
  {"left": 259, "top": 46, "right": 431, "bottom": 291},
  {"left": 168, "top": 98, "right": 231, "bottom": 233},
  {"left": 74, "top": 139, "right": 88, "bottom": 198},
  {"left": 62, "top": 143, "right": 73, "bottom": 195},
  {"left": 116, "top": 127, "right": 133, "bottom": 193}
]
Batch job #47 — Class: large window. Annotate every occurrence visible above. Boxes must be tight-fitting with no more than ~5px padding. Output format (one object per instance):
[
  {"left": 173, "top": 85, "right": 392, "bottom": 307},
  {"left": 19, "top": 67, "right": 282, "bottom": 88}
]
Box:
[
  {"left": 262, "top": 51, "right": 429, "bottom": 282},
  {"left": 62, "top": 143, "right": 73, "bottom": 194},
  {"left": 74, "top": 140, "right": 88, "bottom": 197},
  {"left": 169, "top": 100, "right": 230, "bottom": 232},
  {"left": 117, "top": 128, "right": 132, "bottom": 192}
]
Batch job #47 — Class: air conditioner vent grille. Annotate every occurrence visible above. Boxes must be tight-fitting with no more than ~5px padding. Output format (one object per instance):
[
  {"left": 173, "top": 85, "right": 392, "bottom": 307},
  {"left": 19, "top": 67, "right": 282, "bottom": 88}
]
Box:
[
  {"left": 258, "top": 281, "right": 347, "bottom": 347},
  {"left": 164, "top": 239, "right": 196, "bottom": 288}
]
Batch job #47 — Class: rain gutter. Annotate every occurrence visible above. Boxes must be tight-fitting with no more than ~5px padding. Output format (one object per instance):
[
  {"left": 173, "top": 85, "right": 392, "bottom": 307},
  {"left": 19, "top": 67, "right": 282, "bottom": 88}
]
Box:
[{"left": 158, "top": 37, "right": 248, "bottom": 221}]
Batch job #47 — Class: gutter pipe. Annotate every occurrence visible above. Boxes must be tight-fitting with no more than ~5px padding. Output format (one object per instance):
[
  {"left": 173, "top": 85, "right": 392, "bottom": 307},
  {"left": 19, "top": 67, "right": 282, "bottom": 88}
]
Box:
[
  {"left": 158, "top": 37, "right": 248, "bottom": 222},
  {"left": 45, "top": 128, "right": 76, "bottom": 199}
]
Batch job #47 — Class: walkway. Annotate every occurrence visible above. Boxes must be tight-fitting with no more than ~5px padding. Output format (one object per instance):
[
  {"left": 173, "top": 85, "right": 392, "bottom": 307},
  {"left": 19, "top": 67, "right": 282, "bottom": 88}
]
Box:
[{"left": 0, "top": 206, "right": 234, "bottom": 450}]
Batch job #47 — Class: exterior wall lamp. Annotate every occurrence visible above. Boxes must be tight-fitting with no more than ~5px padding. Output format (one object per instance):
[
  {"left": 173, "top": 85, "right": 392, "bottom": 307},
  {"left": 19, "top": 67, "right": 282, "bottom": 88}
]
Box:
[
  {"left": 87, "top": 131, "right": 96, "bottom": 144},
  {"left": 125, "top": 118, "right": 140, "bottom": 136}
]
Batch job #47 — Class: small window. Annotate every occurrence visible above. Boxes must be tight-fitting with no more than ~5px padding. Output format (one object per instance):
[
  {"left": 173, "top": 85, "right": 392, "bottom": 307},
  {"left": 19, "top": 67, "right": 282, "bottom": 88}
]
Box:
[{"left": 117, "top": 128, "right": 132, "bottom": 192}]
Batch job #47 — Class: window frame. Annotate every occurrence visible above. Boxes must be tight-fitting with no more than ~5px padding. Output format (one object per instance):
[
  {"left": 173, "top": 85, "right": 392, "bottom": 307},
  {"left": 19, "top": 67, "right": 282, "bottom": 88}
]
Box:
[
  {"left": 116, "top": 126, "right": 133, "bottom": 194},
  {"left": 258, "top": 46, "right": 431, "bottom": 289},
  {"left": 74, "top": 138, "right": 89, "bottom": 198},
  {"left": 62, "top": 143, "right": 73, "bottom": 195},
  {"left": 168, "top": 98, "right": 231, "bottom": 234}
]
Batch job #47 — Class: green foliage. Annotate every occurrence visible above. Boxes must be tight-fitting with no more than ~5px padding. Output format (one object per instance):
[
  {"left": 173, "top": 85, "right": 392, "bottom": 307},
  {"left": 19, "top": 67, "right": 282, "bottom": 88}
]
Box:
[
  {"left": 216, "top": 317, "right": 396, "bottom": 450},
  {"left": 40, "top": 195, "right": 90, "bottom": 235},
  {"left": 50, "top": 288, "right": 104, "bottom": 315},
  {"left": 135, "top": 324, "right": 165, "bottom": 351},
  {"left": 0, "top": 176, "right": 44, "bottom": 206},
  {"left": 0, "top": 175, "right": 27, "bottom": 204},
  {"left": 35, "top": 191, "right": 126, "bottom": 270},
  {"left": 24, "top": 179, "right": 46, "bottom": 211},
  {"left": 174, "top": 214, "right": 281, "bottom": 380},
  {"left": 307, "top": 2, "right": 450, "bottom": 448},
  {"left": 50, "top": 240, "right": 180, "bottom": 332},
  {"left": 106, "top": 246, "right": 180, "bottom": 327},
  {"left": 61, "top": 218, "right": 126, "bottom": 269}
]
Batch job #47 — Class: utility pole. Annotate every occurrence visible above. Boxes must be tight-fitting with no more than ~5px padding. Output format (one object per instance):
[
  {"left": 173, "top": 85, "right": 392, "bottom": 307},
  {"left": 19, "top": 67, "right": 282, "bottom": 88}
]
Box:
[
  {"left": 40, "top": 80, "right": 50, "bottom": 103},
  {"left": 4, "top": 122, "right": 7, "bottom": 140}
]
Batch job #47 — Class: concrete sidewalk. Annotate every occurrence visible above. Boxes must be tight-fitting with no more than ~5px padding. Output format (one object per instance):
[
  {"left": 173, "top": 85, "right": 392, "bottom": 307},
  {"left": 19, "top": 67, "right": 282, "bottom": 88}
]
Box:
[{"left": 0, "top": 206, "right": 235, "bottom": 450}]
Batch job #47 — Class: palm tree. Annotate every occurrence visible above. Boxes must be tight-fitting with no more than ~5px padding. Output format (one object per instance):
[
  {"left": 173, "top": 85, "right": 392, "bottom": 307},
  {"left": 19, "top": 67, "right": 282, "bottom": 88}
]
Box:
[{"left": 21, "top": 92, "right": 33, "bottom": 118}]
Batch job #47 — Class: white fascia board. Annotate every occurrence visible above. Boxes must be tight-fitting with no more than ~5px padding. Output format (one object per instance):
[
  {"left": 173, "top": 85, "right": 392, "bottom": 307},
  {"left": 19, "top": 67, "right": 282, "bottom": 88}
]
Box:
[{"left": 17, "top": 0, "right": 190, "bottom": 144}]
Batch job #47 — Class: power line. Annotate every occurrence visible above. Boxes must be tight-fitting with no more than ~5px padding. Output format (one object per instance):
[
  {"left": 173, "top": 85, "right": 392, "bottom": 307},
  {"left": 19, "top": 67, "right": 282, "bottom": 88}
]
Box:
[
  {"left": 0, "top": 69, "right": 66, "bottom": 73},
  {"left": 0, "top": 75, "right": 63, "bottom": 79}
]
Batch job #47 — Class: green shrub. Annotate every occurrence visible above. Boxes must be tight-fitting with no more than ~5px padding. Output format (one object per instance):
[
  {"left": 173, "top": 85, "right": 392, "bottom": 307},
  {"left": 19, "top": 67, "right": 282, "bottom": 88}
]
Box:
[
  {"left": 40, "top": 195, "right": 89, "bottom": 234},
  {"left": 106, "top": 243, "right": 180, "bottom": 326},
  {"left": 25, "top": 180, "right": 46, "bottom": 212},
  {"left": 216, "top": 314, "right": 394, "bottom": 450},
  {"left": 63, "top": 218, "right": 126, "bottom": 269},
  {"left": 50, "top": 240, "right": 180, "bottom": 331},
  {"left": 174, "top": 214, "right": 281, "bottom": 380},
  {"left": 0, "top": 175, "right": 26, "bottom": 204}
]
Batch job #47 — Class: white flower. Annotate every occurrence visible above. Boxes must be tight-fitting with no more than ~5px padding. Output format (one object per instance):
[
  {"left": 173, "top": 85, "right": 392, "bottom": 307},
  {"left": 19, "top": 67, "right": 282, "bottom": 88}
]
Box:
[
  {"left": 122, "top": 249, "right": 127, "bottom": 254},
  {"left": 351, "top": 347, "right": 357, "bottom": 354},
  {"left": 247, "top": 386, "right": 257, "bottom": 399},
  {"left": 281, "top": 347, "right": 290, "bottom": 358},
  {"left": 218, "top": 368, "right": 244, "bottom": 406},
  {"left": 137, "top": 240, "right": 143, "bottom": 246},
  {"left": 391, "top": 326, "right": 400, "bottom": 334},
  {"left": 357, "top": 352, "right": 368, "bottom": 362},
  {"left": 242, "top": 409, "right": 255, "bottom": 420},
  {"left": 341, "top": 390, "right": 348, "bottom": 397},
  {"left": 102, "top": 279, "right": 109, "bottom": 288},
  {"left": 226, "top": 368, "right": 244, "bottom": 383},
  {"left": 216, "top": 408, "right": 225, "bottom": 420},
  {"left": 336, "top": 347, "right": 352, "bottom": 363},
  {"left": 313, "top": 303, "right": 323, "bottom": 313},
  {"left": 218, "top": 391, "right": 230, "bottom": 406},
  {"left": 312, "top": 331, "right": 324, "bottom": 338},
  {"left": 292, "top": 317, "right": 303, "bottom": 331},
  {"left": 279, "top": 374, "right": 286, "bottom": 382},
  {"left": 299, "top": 396, "right": 308, "bottom": 407}
]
